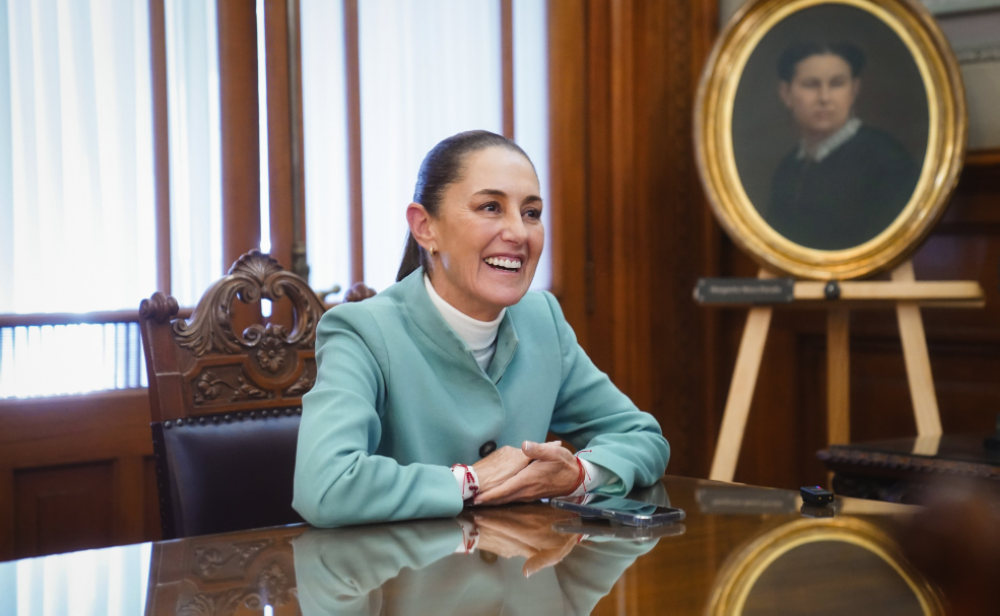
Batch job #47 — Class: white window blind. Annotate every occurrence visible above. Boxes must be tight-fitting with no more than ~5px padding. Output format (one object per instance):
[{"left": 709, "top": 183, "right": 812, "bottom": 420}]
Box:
[
  {"left": 0, "top": 0, "right": 222, "bottom": 398},
  {"left": 0, "top": 0, "right": 156, "bottom": 315},
  {"left": 164, "top": 0, "right": 223, "bottom": 308},
  {"left": 301, "top": 0, "right": 350, "bottom": 301},
  {"left": 358, "top": 0, "right": 504, "bottom": 293}
]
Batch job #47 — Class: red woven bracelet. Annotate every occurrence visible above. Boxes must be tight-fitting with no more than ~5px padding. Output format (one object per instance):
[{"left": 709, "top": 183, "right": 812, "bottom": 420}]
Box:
[
  {"left": 451, "top": 463, "right": 479, "bottom": 501},
  {"left": 574, "top": 457, "right": 586, "bottom": 492}
]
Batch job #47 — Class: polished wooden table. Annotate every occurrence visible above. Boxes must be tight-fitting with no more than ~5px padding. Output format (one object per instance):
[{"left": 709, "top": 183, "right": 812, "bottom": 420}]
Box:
[{"left": 0, "top": 476, "right": 945, "bottom": 615}]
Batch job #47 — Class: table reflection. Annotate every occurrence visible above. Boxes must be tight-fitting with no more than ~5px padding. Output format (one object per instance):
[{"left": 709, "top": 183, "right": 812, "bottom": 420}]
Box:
[
  {"left": 0, "top": 542, "right": 151, "bottom": 616},
  {"left": 2, "top": 476, "right": 969, "bottom": 615},
  {"left": 294, "top": 504, "right": 663, "bottom": 616}
]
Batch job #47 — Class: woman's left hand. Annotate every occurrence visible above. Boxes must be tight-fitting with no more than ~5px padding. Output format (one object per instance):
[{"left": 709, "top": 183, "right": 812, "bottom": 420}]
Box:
[{"left": 473, "top": 441, "right": 581, "bottom": 505}]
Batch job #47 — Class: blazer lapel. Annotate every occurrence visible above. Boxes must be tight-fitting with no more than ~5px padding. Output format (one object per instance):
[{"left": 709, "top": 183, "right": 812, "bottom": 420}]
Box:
[
  {"left": 486, "top": 313, "right": 519, "bottom": 384},
  {"left": 400, "top": 267, "right": 520, "bottom": 382}
]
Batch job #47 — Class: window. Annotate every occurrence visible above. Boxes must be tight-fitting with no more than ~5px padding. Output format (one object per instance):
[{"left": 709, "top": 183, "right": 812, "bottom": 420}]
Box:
[
  {"left": 0, "top": 0, "right": 550, "bottom": 398},
  {"left": 0, "top": 0, "right": 156, "bottom": 315},
  {"left": 0, "top": 0, "right": 222, "bottom": 398}
]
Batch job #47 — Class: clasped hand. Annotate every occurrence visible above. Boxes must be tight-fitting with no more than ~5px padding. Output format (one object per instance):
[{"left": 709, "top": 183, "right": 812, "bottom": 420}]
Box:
[
  {"left": 471, "top": 440, "right": 581, "bottom": 506},
  {"left": 462, "top": 505, "right": 582, "bottom": 577}
]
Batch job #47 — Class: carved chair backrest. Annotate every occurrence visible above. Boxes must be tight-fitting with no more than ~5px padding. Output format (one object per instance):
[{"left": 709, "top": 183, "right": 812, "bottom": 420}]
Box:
[{"left": 139, "top": 250, "right": 328, "bottom": 422}]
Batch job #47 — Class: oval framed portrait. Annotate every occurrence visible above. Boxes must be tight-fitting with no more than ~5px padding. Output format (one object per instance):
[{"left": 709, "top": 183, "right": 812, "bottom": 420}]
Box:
[{"left": 695, "top": 0, "right": 967, "bottom": 279}]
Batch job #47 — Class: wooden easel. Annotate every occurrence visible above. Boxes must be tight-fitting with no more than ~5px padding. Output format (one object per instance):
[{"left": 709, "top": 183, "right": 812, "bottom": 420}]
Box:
[{"left": 707, "top": 260, "right": 985, "bottom": 482}]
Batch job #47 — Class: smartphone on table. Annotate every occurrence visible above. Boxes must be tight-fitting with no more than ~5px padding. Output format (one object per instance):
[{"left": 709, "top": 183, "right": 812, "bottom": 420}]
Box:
[{"left": 550, "top": 493, "right": 685, "bottom": 527}]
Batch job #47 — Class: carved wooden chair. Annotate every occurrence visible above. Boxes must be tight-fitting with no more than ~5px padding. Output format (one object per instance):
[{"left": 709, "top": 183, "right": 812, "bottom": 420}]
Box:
[{"left": 139, "top": 250, "right": 373, "bottom": 539}]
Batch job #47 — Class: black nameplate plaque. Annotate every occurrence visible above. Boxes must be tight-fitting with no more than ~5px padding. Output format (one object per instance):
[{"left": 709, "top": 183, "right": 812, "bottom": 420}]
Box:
[{"left": 695, "top": 277, "right": 795, "bottom": 304}]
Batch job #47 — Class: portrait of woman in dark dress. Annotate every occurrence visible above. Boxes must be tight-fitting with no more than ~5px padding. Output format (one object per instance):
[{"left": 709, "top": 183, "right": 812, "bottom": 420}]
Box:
[{"left": 764, "top": 41, "right": 920, "bottom": 250}]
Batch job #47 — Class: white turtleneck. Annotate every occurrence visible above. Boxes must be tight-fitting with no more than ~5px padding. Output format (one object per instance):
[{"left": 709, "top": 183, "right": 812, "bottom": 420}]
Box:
[
  {"left": 424, "top": 274, "right": 618, "bottom": 502},
  {"left": 424, "top": 274, "right": 504, "bottom": 371}
]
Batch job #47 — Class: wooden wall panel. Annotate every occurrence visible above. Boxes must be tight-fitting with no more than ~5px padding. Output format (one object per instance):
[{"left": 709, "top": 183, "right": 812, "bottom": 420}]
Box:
[
  {"left": 14, "top": 462, "right": 115, "bottom": 559},
  {"left": 0, "top": 469, "right": 12, "bottom": 561},
  {"left": 0, "top": 391, "right": 158, "bottom": 560},
  {"left": 549, "top": 0, "right": 720, "bottom": 478}
]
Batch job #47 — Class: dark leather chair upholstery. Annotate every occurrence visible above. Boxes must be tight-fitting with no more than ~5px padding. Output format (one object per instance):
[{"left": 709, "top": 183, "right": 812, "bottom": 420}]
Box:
[
  {"left": 139, "top": 250, "right": 374, "bottom": 539},
  {"left": 150, "top": 408, "right": 303, "bottom": 538}
]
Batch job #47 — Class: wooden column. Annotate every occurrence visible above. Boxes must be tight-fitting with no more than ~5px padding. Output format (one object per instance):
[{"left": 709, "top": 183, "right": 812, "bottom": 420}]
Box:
[
  {"left": 263, "top": 0, "right": 296, "bottom": 272},
  {"left": 263, "top": 0, "right": 304, "bottom": 327},
  {"left": 343, "top": 0, "right": 364, "bottom": 284},
  {"left": 149, "top": 0, "right": 171, "bottom": 294},
  {"left": 217, "top": 0, "right": 262, "bottom": 269},
  {"left": 500, "top": 0, "right": 514, "bottom": 140}
]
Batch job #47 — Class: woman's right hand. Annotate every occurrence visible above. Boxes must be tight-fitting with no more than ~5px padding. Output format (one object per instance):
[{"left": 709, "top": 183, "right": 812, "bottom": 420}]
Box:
[{"left": 472, "top": 445, "right": 533, "bottom": 493}]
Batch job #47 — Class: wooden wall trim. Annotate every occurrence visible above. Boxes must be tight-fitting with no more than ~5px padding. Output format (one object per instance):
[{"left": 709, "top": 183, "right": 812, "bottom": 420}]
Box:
[
  {"left": 343, "top": 0, "right": 365, "bottom": 284},
  {"left": 217, "top": 0, "right": 262, "bottom": 268},
  {"left": 0, "top": 389, "right": 152, "bottom": 469},
  {"left": 149, "top": 0, "right": 171, "bottom": 295},
  {"left": 501, "top": 0, "right": 514, "bottom": 140}
]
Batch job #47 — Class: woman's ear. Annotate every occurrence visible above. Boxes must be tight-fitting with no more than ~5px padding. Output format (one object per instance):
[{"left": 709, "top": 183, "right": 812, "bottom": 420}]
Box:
[{"left": 406, "top": 203, "right": 435, "bottom": 250}]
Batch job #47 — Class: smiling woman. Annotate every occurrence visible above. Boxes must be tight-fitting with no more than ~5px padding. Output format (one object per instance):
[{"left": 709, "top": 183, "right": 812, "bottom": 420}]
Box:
[
  {"left": 401, "top": 133, "right": 543, "bottom": 321},
  {"left": 292, "top": 130, "right": 670, "bottom": 527}
]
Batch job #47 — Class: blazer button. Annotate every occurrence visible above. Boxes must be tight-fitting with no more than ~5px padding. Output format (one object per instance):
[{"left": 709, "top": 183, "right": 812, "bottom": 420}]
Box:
[{"left": 479, "top": 441, "right": 497, "bottom": 458}]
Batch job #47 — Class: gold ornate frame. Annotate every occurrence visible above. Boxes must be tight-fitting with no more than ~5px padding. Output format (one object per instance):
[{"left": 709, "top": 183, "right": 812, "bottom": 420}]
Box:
[
  {"left": 695, "top": 0, "right": 967, "bottom": 279},
  {"left": 707, "top": 517, "right": 945, "bottom": 615}
]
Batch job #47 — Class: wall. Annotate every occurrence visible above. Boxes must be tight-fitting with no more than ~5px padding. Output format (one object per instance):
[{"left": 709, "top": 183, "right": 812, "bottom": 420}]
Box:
[
  {"left": 548, "top": 0, "right": 722, "bottom": 479},
  {"left": 549, "top": 0, "right": 1000, "bottom": 490}
]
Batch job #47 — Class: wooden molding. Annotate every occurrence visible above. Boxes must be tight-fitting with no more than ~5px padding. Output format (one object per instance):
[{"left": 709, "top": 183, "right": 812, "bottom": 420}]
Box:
[{"left": 0, "top": 389, "right": 152, "bottom": 469}]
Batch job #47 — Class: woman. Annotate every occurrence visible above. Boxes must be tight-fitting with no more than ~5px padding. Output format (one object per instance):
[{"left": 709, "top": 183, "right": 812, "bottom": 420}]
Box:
[
  {"left": 765, "top": 41, "right": 919, "bottom": 250},
  {"left": 293, "top": 130, "right": 669, "bottom": 527}
]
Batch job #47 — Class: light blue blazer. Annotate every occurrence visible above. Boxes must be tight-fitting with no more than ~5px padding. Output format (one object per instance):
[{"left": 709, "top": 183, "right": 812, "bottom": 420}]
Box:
[{"left": 293, "top": 268, "right": 670, "bottom": 527}]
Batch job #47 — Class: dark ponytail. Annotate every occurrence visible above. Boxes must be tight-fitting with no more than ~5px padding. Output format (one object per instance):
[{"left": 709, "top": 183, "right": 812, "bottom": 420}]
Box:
[{"left": 395, "top": 130, "right": 533, "bottom": 282}]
